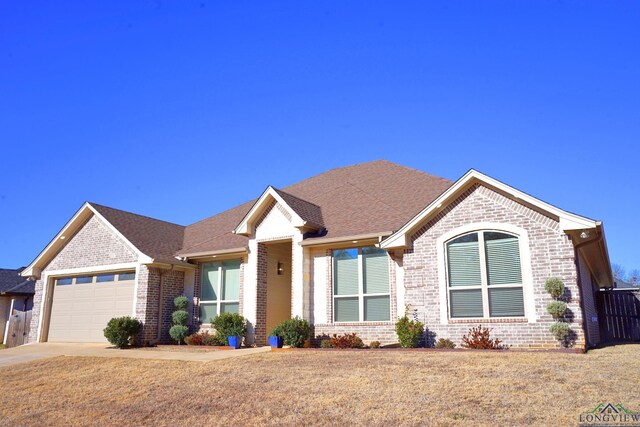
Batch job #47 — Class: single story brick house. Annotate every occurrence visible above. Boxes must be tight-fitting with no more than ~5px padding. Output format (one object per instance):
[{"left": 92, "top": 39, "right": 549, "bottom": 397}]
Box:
[{"left": 22, "top": 160, "right": 612, "bottom": 349}]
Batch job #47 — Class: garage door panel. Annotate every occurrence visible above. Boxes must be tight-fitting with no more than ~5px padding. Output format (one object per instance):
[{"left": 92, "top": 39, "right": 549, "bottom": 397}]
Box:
[{"left": 48, "top": 280, "right": 135, "bottom": 343}]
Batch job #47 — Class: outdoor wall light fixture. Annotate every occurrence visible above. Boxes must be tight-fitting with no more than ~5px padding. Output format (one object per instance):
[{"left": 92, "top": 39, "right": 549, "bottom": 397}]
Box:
[
  {"left": 580, "top": 231, "right": 591, "bottom": 239},
  {"left": 277, "top": 261, "right": 284, "bottom": 275}
]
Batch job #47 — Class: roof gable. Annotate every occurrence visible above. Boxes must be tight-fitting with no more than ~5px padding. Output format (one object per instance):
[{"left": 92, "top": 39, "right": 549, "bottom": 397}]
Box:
[
  {"left": 234, "top": 186, "right": 323, "bottom": 236},
  {"left": 380, "top": 169, "right": 598, "bottom": 249}
]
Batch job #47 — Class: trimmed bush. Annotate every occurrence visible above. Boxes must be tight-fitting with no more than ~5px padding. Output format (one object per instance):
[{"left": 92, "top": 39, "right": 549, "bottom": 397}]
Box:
[
  {"left": 172, "top": 310, "right": 190, "bottom": 326},
  {"left": 369, "top": 341, "right": 381, "bottom": 349},
  {"left": 169, "top": 295, "right": 190, "bottom": 344},
  {"left": 550, "top": 322, "right": 571, "bottom": 341},
  {"left": 329, "top": 333, "right": 365, "bottom": 349},
  {"left": 395, "top": 313, "right": 424, "bottom": 348},
  {"left": 104, "top": 316, "right": 142, "bottom": 348},
  {"left": 547, "top": 301, "right": 568, "bottom": 319},
  {"left": 212, "top": 312, "right": 247, "bottom": 343},
  {"left": 270, "top": 317, "right": 310, "bottom": 348},
  {"left": 434, "top": 338, "right": 456, "bottom": 349},
  {"left": 174, "top": 295, "right": 189, "bottom": 311},
  {"left": 461, "top": 325, "right": 504, "bottom": 350},
  {"left": 545, "top": 278, "right": 565, "bottom": 299},
  {"left": 169, "top": 325, "right": 189, "bottom": 343}
]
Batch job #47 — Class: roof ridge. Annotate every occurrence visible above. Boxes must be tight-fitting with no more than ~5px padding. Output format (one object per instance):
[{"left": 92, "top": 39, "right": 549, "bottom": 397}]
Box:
[
  {"left": 272, "top": 187, "right": 322, "bottom": 208},
  {"left": 89, "top": 202, "right": 186, "bottom": 228}
]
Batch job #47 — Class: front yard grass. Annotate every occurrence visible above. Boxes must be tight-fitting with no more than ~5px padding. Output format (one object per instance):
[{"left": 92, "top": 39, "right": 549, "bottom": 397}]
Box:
[{"left": 0, "top": 345, "right": 638, "bottom": 426}]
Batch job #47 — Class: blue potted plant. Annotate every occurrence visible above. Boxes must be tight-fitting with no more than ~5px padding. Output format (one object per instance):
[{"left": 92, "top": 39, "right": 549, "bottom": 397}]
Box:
[
  {"left": 268, "top": 324, "right": 284, "bottom": 348},
  {"left": 212, "top": 312, "right": 246, "bottom": 350}
]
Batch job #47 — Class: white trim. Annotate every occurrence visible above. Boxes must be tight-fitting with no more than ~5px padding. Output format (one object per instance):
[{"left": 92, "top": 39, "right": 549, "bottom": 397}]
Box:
[
  {"left": 234, "top": 186, "right": 307, "bottom": 236},
  {"left": 381, "top": 169, "right": 598, "bottom": 250},
  {"left": 44, "top": 262, "right": 139, "bottom": 278},
  {"left": 436, "top": 223, "right": 536, "bottom": 324},
  {"left": 22, "top": 203, "right": 152, "bottom": 278}
]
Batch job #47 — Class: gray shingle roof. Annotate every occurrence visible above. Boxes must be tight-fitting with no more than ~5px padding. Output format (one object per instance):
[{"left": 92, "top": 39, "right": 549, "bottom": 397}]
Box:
[{"left": 0, "top": 268, "right": 35, "bottom": 295}]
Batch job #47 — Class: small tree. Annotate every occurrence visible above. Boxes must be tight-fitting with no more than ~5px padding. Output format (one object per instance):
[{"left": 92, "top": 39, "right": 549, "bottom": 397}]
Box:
[{"left": 169, "top": 295, "right": 190, "bottom": 344}]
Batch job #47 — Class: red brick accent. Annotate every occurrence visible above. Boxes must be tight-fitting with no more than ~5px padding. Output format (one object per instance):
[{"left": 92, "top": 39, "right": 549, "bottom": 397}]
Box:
[{"left": 255, "top": 243, "right": 268, "bottom": 345}]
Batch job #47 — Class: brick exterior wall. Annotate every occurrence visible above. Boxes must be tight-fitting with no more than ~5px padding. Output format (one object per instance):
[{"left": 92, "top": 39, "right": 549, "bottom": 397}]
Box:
[
  {"left": 403, "top": 184, "right": 584, "bottom": 349},
  {"left": 255, "top": 243, "right": 268, "bottom": 345},
  {"left": 578, "top": 254, "right": 600, "bottom": 346},
  {"left": 28, "top": 214, "right": 138, "bottom": 343}
]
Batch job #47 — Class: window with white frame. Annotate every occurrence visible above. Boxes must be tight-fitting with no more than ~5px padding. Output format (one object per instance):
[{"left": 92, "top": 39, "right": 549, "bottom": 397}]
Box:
[
  {"left": 200, "top": 260, "right": 241, "bottom": 323},
  {"left": 333, "top": 247, "right": 390, "bottom": 322},
  {"left": 446, "top": 231, "right": 525, "bottom": 319}
]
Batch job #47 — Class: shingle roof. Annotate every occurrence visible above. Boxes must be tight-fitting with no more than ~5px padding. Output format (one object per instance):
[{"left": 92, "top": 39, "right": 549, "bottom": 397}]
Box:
[
  {"left": 272, "top": 188, "right": 325, "bottom": 229},
  {"left": 89, "top": 203, "right": 186, "bottom": 264},
  {"left": 0, "top": 268, "right": 35, "bottom": 295},
  {"left": 178, "top": 160, "right": 453, "bottom": 254}
]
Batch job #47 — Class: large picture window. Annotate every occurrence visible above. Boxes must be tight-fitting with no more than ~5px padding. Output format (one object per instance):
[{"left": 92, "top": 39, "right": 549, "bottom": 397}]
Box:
[
  {"left": 333, "top": 247, "right": 390, "bottom": 322},
  {"left": 446, "top": 231, "right": 524, "bottom": 319},
  {"left": 200, "top": 260, "right": 241, "bottom": 323}
]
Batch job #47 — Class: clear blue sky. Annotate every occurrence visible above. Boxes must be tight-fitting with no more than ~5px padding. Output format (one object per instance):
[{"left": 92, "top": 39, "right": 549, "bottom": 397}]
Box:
[{"left": 1, "top": 2, "right": 638, "bottom": 271}]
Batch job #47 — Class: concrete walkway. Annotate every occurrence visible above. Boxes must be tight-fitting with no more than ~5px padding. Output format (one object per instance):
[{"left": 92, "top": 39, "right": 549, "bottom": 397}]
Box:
[{"left": 0, "top": 343, "right": 270, "bottom": 367}]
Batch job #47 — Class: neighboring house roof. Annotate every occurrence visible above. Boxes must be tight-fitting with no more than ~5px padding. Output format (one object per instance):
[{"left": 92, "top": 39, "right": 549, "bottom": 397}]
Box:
[
  {"left": 179, "top": 160, "right": 453, "bottom": 254},
  {"left": 613, "top": 278, "right": 637, "bottom": 289},
  {"left": 89, "top": 203, "right": 186, "bottom": 264},
  {"left": 0, "top": 268, "right": 35, "bottom": 295}
]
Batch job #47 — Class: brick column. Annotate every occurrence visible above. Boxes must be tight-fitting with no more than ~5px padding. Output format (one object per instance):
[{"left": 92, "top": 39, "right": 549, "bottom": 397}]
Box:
[{"left": 254, "top": 243, "right": 268, "bottom": 345}]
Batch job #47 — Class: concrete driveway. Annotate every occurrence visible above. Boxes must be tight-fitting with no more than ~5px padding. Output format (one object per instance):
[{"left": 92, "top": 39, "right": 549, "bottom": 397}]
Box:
[{"left": 0, "top": 343, "right": 270, "bottom": 367}]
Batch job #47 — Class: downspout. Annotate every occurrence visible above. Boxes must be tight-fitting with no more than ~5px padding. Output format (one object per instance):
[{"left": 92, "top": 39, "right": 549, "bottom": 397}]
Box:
[
  {"left": 573, "top": 231, "right": 603, "bottom": 351},
  {"left": 156, "top": 265, "right": 175, "bottom": 343}
]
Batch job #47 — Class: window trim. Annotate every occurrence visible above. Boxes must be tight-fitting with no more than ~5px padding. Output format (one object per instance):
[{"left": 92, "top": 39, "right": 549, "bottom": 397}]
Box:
[
  {"left": 199, "top": 260, "right": 241, "bottom": 325},
  {"left": 332, "top": 247, "right": 391, "bottom": 323},
  {"left": 436, "top": 223, "right": 535, "bottom": 324}
]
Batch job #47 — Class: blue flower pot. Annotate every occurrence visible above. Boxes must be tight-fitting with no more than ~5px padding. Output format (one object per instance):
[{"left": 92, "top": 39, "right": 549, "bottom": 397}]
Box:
[
  {"left": 227, "top": 335, "right": 242, "bottom": 349},
  {"left": 269, "top": 336, "right": 283, "bottom": 348}
]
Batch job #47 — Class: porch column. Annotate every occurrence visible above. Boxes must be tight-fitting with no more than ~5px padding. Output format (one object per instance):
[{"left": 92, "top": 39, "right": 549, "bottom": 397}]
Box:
[{"left": 291, "top": 231, "right": 305, "bottom": 319}]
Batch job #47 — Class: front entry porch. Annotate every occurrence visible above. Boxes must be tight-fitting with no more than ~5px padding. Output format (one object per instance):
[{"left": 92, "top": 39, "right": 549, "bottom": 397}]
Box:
[{"left": 255, "top": 241, "right": 292, "bottom": 345}]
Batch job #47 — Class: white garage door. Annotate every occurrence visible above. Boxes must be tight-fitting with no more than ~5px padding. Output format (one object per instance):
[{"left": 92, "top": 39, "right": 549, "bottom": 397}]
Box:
[{"left": 48, "top": 272, "right": 135, "bottom": 343}]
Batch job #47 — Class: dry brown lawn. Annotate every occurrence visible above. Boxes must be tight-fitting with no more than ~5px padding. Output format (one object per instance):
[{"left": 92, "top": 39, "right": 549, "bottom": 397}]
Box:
[{"left": 0, "top": 345, "right": 638, "bottom": 426}]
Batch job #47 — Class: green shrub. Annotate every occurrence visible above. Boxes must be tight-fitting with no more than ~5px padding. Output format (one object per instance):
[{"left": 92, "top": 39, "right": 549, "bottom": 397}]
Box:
[
  {"left": 434, "top": 338, "right": 456, "bottom": 349},
  {"left": 169, "top": 295, "right": 190, "bottom": 344},
  {"left": 172, "top": 310, "right": 190, "bottom": 326},
  {"left": 212, "top": 312, "right": 247, "bottom": 342},
  {"left": 547, "top": 301, "right": 568, "bottom": 319},
  {"left": 461, "top": 325, "right": 504, "bottom": 350},
  {"left": 550, "top": 322, "right": 571, "bottom": 341},
  {"left": 395, "top": 314, "right": 424, "bottom": 348},
  {"left": 103, "top": 316, "right": 142, "bottom": 348},
  {"left": 184, "top": 330, "right": 226, "bottom": 346},
  {"left": 169, "top": 325, "right": 189, "bottom": 343},
  {"left": 545, "top": 278, "right": 565, "bottom": 299},
  {"left": 369, "top": 341, "right": 381, "bottom": 349},
  {"left": 319, "top": 339, "right": 332, "bottom": 348},
  {"left": 270, "top": 317, "right": 310, "bottom": 348},
  {"left": 329, "top": 333, "right": 365, "bottom": 349},
  {"left": 174, "top": 295, "right": 189, "bottom": 311}
]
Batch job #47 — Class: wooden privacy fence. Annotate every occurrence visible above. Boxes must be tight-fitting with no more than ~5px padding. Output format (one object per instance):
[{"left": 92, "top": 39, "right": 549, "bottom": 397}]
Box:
[
  {"left": 597, "top": 290, "right": 640, "bottom": 343},
  {"left": 5, "top": 309, "right": 32, "bottom": 348}
]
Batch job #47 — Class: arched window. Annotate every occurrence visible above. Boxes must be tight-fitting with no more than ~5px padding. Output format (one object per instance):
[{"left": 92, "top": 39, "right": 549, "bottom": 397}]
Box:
[{"left": 446, "top": 231, "right": 525, "bottom": 318}]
